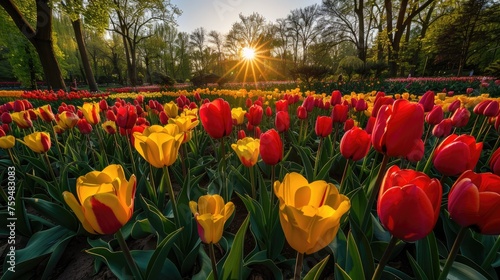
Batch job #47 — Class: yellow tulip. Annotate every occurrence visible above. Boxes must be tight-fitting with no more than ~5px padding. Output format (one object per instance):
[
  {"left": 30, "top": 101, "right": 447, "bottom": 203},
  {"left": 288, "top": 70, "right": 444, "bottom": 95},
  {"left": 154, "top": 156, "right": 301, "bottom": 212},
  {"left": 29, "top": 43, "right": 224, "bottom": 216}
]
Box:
[
  {"left": 164, "top": 101, "right": 179, "bottom": 118},
  {"left": 274, "top": 172, "right": 351, "bottom": 255},
  {"left": 102, "top": 121, "right": 117, "bottom": 134},
  {"left": 79, "top": 102, "right": 100, "bottom": 125},
  {"left": 231, "top": 107, "right": 247, "bottom": 125},
  {"left": 21, "top": 132, "right": 51, "bottom": 153},
  {"left": 37, "top": 105, "right": 55, "bottom": 122},
  {"left": 189, "top": 194, "right": 235, "bottom": 244},
  {"left": 231, "top": 137, "right": 260, "bottom": 167},
  {"left": 0, "top": 135, "right": 15, "bottom": 149},
  {"left": 63, "top": 164, "right": 136, "bottom": 235},
  {"left": 133, "top": 125, "right": 184, "bottom": 168},
  {"left": 168, "top": 115, "right": 199, "bottom": 143},
  {"left": 57, "top": 111, "right": 79, "bottom": 129},
  {"left": 11, "top": 111, "right": 32, "bottom": 129}
]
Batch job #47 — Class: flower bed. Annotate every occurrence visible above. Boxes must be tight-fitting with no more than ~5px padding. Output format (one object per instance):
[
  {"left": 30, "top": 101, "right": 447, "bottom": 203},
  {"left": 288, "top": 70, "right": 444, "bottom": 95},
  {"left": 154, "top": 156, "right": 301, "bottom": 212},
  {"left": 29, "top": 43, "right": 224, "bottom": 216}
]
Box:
[{"left": 0, "top": 85, "right": 500, "bottom": 279}]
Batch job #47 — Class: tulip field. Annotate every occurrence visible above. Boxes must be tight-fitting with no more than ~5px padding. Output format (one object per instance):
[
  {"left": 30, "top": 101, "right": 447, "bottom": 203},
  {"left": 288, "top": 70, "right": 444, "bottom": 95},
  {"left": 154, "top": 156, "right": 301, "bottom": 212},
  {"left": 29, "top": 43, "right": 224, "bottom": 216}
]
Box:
[{"left": 1, "top": 77, "right": 500, "bottom": 279}]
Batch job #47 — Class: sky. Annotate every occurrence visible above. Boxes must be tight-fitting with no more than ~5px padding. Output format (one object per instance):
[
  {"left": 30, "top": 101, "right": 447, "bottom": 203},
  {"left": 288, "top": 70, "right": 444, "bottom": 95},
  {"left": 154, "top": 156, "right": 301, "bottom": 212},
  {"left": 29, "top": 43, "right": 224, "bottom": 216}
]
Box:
[{"left": 170, "top": 0, "right": 323, "bottom": 34}]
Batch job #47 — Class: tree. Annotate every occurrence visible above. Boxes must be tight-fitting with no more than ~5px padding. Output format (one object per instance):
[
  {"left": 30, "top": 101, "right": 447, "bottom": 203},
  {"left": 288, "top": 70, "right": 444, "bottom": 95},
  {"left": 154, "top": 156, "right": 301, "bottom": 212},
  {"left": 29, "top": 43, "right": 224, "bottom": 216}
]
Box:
[
  {"left": 0, "top": 0, "right": 66, "bottom": 90},
  {"left": 286, "top": 4, "right": 322, "bottom": 65},
  {"left": 109, "top": 0, "right": 180, "bottom": 86}
]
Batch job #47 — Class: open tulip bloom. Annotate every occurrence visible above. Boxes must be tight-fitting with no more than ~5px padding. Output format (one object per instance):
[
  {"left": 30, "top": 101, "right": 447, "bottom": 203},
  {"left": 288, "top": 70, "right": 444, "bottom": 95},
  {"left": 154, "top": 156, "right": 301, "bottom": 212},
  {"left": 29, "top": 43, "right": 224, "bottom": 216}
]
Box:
[
  {"left": 63, "top": 165, "right": 137, "bottom": 235},
  {"left": 189, "top": 194, "right": 235, "bottom": 244}
]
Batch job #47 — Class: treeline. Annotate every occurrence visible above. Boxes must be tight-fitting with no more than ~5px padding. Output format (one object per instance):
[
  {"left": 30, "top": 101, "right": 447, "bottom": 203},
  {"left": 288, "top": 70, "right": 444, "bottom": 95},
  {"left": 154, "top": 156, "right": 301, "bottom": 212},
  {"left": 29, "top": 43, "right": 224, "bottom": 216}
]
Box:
[{"left": 0, "top": 0, "right": 499, "bottom": 90}]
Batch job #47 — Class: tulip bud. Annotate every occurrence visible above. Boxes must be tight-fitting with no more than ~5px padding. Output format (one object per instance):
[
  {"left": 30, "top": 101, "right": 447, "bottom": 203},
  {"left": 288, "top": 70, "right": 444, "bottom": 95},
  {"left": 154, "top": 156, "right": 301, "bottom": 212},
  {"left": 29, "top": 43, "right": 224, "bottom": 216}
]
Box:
[
  {"left": 237, "top": 129, "right": 246, "bottom": 140},
  {"left": 77, "top": 119, "right": 93, "bottom": 134},
  {"left": 275, "top": 111, "right": 290, "bottom": 133},
  {"left": 159, "top": 111, "right": 169, "bottom": 125},
  {"left": 451, "top": 107, "right": 470, "bottom": 127},
  {"left": 1, "top": 112, "right": 12, "bottom": 124},
  {"left": 330, "top": 90, "right": 342, "bottom": 106},
  {"left": 265, "top": 106, "right": 272, "bottom": 117},
  {"left": 489, "top": 147, "right": 500, "bottom": 176},
  {"left": 340, "top": 126, "right": 371, "bottom": 161},
  {"left": 99, "top": 99, "right": 108, "bottom": 111},
  {"left": 433, "top": 134, "right": 482, "bottom": 176},
  {"left": 418, "top": 90, "right": 435, "bottom": 112},
  {"left": 432, "top": 118, "right": 453, "bottom": 138},
  {"left": 426, "top": 105, "right": 444, "bottom": 125},
  {"left": 259, "top": 129, "right": 282, "bottom": 165},
  {"left": 315, "top": 116, "right": 333, "bottom": 137},
  {"left": 297, "top": 106, "right": 307, "bottom": 120}
]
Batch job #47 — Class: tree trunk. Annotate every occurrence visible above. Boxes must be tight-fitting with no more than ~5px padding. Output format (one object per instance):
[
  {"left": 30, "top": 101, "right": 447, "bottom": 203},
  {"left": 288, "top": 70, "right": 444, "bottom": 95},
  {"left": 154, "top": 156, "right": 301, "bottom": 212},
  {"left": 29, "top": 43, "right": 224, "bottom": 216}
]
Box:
[
  {"left": 0, "top": 0, "right": 66, "bottom": 90},
  {"left": 71, "top": 18, "right": 98, "bottom": 92}
]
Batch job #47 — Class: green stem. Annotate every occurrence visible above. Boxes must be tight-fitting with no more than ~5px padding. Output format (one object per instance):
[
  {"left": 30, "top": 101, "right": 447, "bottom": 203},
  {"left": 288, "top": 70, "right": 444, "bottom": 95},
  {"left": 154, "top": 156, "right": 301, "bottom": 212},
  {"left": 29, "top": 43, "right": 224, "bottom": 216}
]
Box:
[
  {"left": 313, "top": 137, "right": 323, "bottom": 179},
  {"left": 162, "top": 166, "right": 180, "bottom": 227},
  {"left": 115, "top": 229, "right": 143, "bottom": 280},
  {"left": 438, "top": 227, "right": 468, "bottom": 280},
  {"left": 339, "top": 159, "right": 350, "bottom": 194},
  {"left": 95, "top": 126, "right": 109, "bottom": 166},
  {"left": 208, "top": 243, "right": 219, "bottom": 280},
  {"left": 481, "top": 235, "right": 500, "bottom": 270},
  {"left": 43, "top": 153, "right": 57, "bottom": 183},
  {"left": 249, "top": 165, "right": 256, "bottom": 199},
  {"left": 294, "top": 252, "right": 304, "bottom": 280},
  {"left": 372, "top": 235, "right": 399, "bottom": 280},
  {"left": 220, "top": 137, "right": 229, "bottom": 202},
  {"left": 423, "top": 138, "right": 440, "bottom": 174},
  {"left": 476, "top": 116, "right": 488, "bottom": 140},
  {"left": 126, "top": 129, "right": 138, "bottom": 176},
  {"left": 362, "top": 154, "right": 389, "bottom": 231},
  {"left": 50, "top": 122, "right": 64, "bottom": 163},
  {"left": 148, "top": 165, "right": 158, "bottom": 205}
]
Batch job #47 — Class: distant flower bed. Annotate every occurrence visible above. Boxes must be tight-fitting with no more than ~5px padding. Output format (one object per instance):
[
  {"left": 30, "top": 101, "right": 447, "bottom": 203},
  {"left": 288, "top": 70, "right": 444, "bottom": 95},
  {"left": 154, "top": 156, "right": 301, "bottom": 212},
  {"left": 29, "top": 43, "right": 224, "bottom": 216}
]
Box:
[{"left": 21, "top": 89, "right": 109, "bottom": 101}]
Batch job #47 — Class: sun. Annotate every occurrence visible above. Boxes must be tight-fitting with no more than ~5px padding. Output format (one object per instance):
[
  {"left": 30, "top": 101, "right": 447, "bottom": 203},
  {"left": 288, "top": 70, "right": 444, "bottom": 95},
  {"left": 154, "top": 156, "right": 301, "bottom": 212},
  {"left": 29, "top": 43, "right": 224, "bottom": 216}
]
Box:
[{"left": 241, "top": 47, "right": 256, "bottom": 60}]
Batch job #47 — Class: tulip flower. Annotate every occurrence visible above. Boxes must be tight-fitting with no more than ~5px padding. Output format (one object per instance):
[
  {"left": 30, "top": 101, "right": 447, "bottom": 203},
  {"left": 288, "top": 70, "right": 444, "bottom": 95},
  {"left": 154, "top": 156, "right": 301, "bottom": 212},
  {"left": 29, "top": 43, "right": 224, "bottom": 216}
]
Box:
[
  {"left": 163, "top": 101, "right": 179, "bottom": 118},
  {"left": 168, "top": 115, "right": 200, "bottom": 143},
  {"left": 274, "top": 172, "right": 350, "bottom": 255},
  {"left": 275, "top": 111, "right": 290, "bottom": 133},
  {"left": 37, "top": 105, "right": 55, "bottom": 122},
  {"left": 489, "top": 147, "right": 500, "bottom": 176},
  {"left": 99, "top": 99, "right": 108, "bottom": 111},
  {"left": 448, "top": 170, "right": 500, "bottom": 235},
  {"left": 418, "top": 90, "right": 435, "bottom": 112},
  {"left": 259, "top": 129, "right": 283, "bottom": 165},
  {"left": 426, "top": 105, "right": 444, "bottom": 125},
  {"left": 102, "top": 121, "right": 117, "bottom": 135},
  {"left": 189, "top": 194, "right": 235, "bottom": 244},
  {"left": 371, "top": 96, "right": 394, "bottom": 118},
  {"left": 371, "top": 99, "right": 424, "bottom": 158},
  {"left": 57, "top": 111, "right": 79, "bottom": 129},
  {"left": 133, "top": 125, "right": 184, "bottom": 168},
  {"left": 340, "top": 127, "right": 371, "bottom": 161},
  {"left": 77, "top": 119, "right": 93, "bottom": 134},
  {"left": 1, "top": 112, "right": 12, "bottom": 124},
  {"left": 405, "top": 139, "right": 424, "bottom": 163},
  {"left": 330, "top": 90, "right": 342, "bottom": 106},
  {"left": 199, "top": 98, "right": 232, "bottom": 139},
  {"left": 450, "top": 107, "right": 470, "bottom": 128},
  {"left": 21, "top": 132, "right": 51, "bottom": 153},
  {"left": 447, "top": 99, "right": 461, "bottom": 113},
  {"left": 231, "top": 107, "right": 247, "bottom": 125},
  {"left": 275, "top": 99, "right": 288, "bottom": 112},
  {"left": 265, "top": 106, "right": 272, "bottom": 117},
  {"left": 237, "top": 129, "right": 246, "bottom": 140},
  {"left": 344, "top": 118, "right": 355, "bottom": 131},
  {"left": 116, "top": 105, "right": 138, "bottom": 130},
  {"left": 315, "top": 116, "right": 333, "bottom": 138},
  {"left": 296, "top": 105, "right": 307, "bottom": 120},
  {"left": 11, "top": 111, "right": 32, "bottom": 129},
  {"left": 302, "top": 96, "right": 315, "bottom": 112},
  {"left": 355, "top": 98, "right": 368, "bottom": 112},
  {"left": 433, "top": 134, "right": 483, "bottom": 176},
  {"left": 231, "top": 137, "right": 260, "bottom": 168},
  {"left": 0, "top": 135, "right": 15, "bottom": 149},
  {"left": 331, "top": 104, "right": 349, "bottom": 123},
  {"left": 432, "top": 118, "right": 453, "bottom": 138},
  {"left": 62, "top": 164, "right": 137, "bottom": 235},
  {"left": 377, "top": 165, "right": 442, "bottom": 242},
  {"left": 246, "top": 104, "right": 263, "bottom": 126},
  {"left": 79, "top": 102, "right": 100, "bottom": 125}
]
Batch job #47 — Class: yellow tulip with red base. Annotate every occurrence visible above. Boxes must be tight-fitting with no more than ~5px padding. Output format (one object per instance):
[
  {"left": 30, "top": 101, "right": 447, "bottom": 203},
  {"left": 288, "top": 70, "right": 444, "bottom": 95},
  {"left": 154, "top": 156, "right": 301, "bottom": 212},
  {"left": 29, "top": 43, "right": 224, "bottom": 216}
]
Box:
[
  {"left": 63, "top": 164, "right": 136, "bottom": 235},
  {"left": 189, "top": 194, "right": 235, "bottom": 244}
]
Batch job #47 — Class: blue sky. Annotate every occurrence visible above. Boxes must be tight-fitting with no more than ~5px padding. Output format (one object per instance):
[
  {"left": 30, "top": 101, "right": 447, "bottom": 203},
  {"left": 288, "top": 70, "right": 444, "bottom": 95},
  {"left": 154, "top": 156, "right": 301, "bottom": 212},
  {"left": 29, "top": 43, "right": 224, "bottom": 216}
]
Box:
[{"left": 170, "top": 0, "right": 323, "bottom": 34}]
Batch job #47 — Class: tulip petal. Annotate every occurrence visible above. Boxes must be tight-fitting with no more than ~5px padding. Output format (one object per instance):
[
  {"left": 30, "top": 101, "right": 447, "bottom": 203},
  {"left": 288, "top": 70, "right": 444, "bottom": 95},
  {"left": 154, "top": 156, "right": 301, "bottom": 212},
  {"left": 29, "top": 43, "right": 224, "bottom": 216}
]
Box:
[
  {"left": 63, "top": 191, "right": 97, "bottom": 234},
  {"left": 477, "top": 192, "right": 500, "bottom": 234},
  {"left": 82, "top": 193, "right": 130, "bottom": 235}
]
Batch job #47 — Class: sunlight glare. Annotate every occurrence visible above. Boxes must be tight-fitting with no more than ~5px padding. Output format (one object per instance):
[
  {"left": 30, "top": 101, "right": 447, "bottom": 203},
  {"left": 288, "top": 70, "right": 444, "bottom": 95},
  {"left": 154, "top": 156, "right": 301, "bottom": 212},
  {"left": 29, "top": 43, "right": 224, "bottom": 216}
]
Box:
[{"left": 241, "top": 47, "right": 256, "bottom": 60}]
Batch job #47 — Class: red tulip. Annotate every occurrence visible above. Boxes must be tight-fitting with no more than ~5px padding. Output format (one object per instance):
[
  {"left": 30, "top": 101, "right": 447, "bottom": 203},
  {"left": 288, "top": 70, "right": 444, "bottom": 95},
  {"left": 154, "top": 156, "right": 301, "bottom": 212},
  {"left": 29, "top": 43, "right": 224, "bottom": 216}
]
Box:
[
  {"left": 466, "top": 87, "right": 474, "bottom": 95},
  {"left": 99, "top": 99, "right": 108, "bottom": 111},
  {"left": 297, "top": 106, "right": 307, "bottom": 120},
  {"left": 371, "top": 99, "right": 424, "bottom": 158},
  {"left": 405, "top": 139, "right": 424, "bottom": 163},
  {"left": 116, "top": 105, "right": 138, "bottom": 130},
  {"left": 265, "top": 106, "right": 272, "bottom": 117},
  {"left": 489, "top": 147, "right": 500, "bottom": 176},
  {"left": 484, "top": 101, "right": 499, "bottom": 117},
  {"left": 159, "top": 111, "right": 169, "bottom": 125},
  {"left": 432, "top": 118, "right": 453, "bottom": 138},
  {"left": 330, "top": 90, "right": 342, "bottom": 106},
  {"left": 371, "top": 96, "right": 394, "bottom": 118},
  {"left": 13, "top": 100, "right": 25, "bottom": 112},
  {"left": 77, "top": 119, "right": 93, "bottom": 134},
  {"left": 451, "top": 107, "right": 470, "bottom": 127},
  {"left": 275, "top": 100, "right": 288, "bottom": 112},
  {"left": 418, "top": 90, "right": 435, "bottom": 112},
  {"left": 259, "top": 129, "right": 282, "bottom": 165},
  {"left": 275, "top": 111, "right": 290, "bottom": 133},
  {"left": 365, "top": 116, "right": 376, "bottom": 134},
  {"left": 245, "top": 98, "right": 252, "bottom": 108},
  {"left": 448, "top": 170, "right": 500, "bottom": 234},
  {"left": 377, "top": 165, "right": 442, "bottom": 242},
  {"left": 237, "top": 129, "right": 246, "bottom": 140},
  {"left": 355, "top": 99, "right": 368, "bottom": 112},
  {"left": 302, "top": 96, "right": 315, "bottom": 112},
  {"left": 448, "top": 100, "right": 461, "bottom": 113},
  {"left": 199, "top": 98, "right": 233, "bottom": 139},
  {"left": 425, "top": 105, "right": 443, "bottom": 125},
  {"left": 433, "top": 134, "right": 483, "bottom": 176},
  {"left": 1, "top": 112, "right": 12, "bottom": 124},
  {"left": 340, "top": 127, "right": 371, "bottom": 161},
  {"left": 315, "top": 116, "right": 333, "bottom": 138},
  {"left": 331, "top": 104, "right": 349, "bottom": 123}
]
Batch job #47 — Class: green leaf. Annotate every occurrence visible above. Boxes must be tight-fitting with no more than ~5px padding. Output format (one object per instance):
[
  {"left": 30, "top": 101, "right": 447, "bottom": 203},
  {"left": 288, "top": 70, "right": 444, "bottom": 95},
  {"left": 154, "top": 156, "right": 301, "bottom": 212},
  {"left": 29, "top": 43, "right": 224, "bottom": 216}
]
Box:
[
  {"left": 293, "top": 144, "right": 314, "bottom": 182},
  {"left": 220, "top": 215, "right": 250, "bottom": 280},
  {"left": 23, "top": 198, "right": 78, "bottom": 232},
  {"left": 335, "top": 263, "right": 353, "bottom": 280},
  {"left": 443, "top": 255, "right": 491, "bottom": 280},
  {"left": 131, "top": 219, "right": 154, "bottom": 239},
  {"left": 139, "top": 195, "right": 176, "bottom": 239},
  {"left": 14, "top": 182, "right": 31, "bottom": 236},
  {"left": 407, "top": 252, "right": 430, "bottom": 280},
  {"left": 191, "top": 246, "right": 213, "bottom": 280},
  {"left": 415, "top": 231, "right": 440, "bottom": 280},
  {"left": 2, "top": 226, "right": 75, "bottom": 280},
  {"left": 244, "top": 251, "right": 283, "bottom": 280},
  {"left": 304, "top": 255, "right": 330, "bottom": 280},
  {"left": 345, "top": 231, "right": 365, "bottom": 280},
  {"left": 146, "top": 227, "right": 183, "bottom": 280}
]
